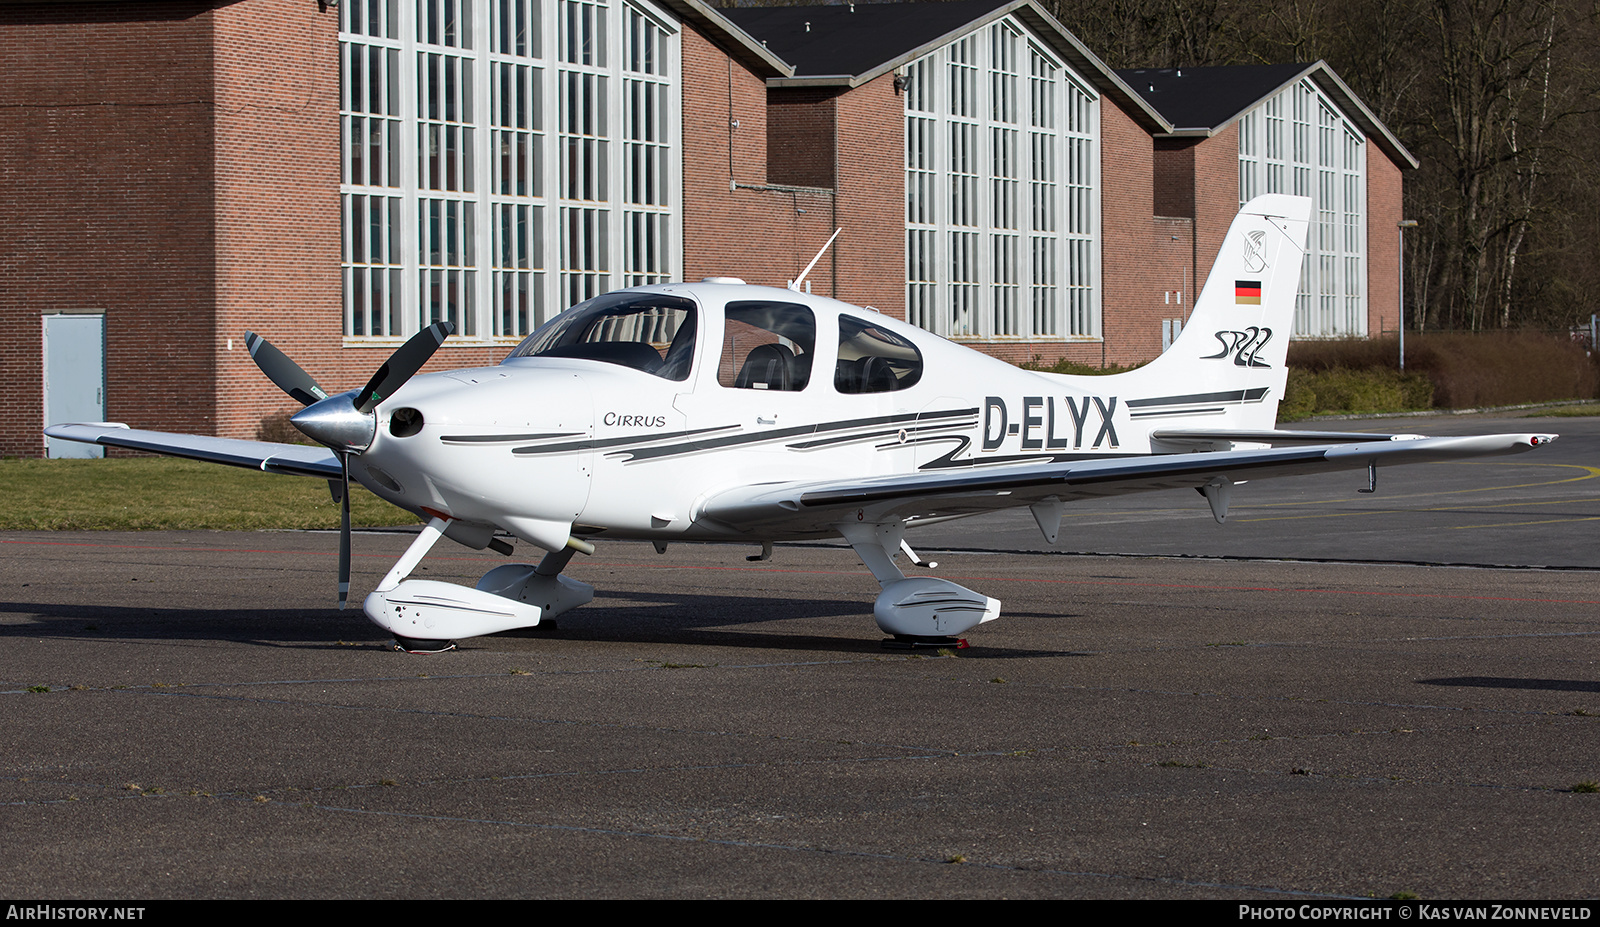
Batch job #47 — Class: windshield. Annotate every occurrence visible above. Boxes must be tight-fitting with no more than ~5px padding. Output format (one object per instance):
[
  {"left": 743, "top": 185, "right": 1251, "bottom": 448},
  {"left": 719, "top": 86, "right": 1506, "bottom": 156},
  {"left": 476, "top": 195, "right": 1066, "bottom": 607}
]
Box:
[{"left": 505, "top": 292, "right": 697, "bottom": 381}]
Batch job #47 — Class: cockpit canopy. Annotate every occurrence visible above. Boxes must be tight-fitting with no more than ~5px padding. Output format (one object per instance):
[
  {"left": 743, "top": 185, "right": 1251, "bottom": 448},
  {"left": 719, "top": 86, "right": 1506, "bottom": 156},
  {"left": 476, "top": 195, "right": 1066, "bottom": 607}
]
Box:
[
  {"left": 505, "top": 292, "right": 697, "bottom": 381},
  {"left": 505, "top": 287, "right": 922, "bottom": 393}
]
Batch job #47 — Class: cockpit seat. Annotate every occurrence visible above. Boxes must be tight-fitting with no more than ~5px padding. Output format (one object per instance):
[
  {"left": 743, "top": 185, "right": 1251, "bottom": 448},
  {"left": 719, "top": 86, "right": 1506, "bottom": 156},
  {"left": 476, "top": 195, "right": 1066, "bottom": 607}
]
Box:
[{"left": 734, "top": 342, "right": 797, "bottom": 391}]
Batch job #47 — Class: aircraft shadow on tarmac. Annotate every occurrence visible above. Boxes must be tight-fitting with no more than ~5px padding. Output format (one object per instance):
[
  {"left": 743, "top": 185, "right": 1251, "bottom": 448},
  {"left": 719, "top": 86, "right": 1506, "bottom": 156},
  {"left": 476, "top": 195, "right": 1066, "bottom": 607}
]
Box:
[
  {"left": 1419, "top": 675, "right": 1600, "bottom": 694},
  {"left": 0, "top": 593, "right": 1084, "bottom": 658}
]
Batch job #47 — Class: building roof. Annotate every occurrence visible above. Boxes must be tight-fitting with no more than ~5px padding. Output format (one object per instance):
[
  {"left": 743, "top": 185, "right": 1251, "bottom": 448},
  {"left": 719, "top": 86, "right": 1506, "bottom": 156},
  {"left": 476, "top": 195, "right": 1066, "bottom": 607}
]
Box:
[
  {"left": 660, "top": 0, "right": 795, "bottom": 78},
  {"left": 721, "top": 0, "right": 1010, "bottom": 79},
  {"left": 1117, "top": 63, "right": 1309, "bottom": 130},
  {"left": 720, "top": 0, "right": 1168, "bottom": 131},
  {"left": 1117, "top": 61, "right": 1418, "bottom": 169}
]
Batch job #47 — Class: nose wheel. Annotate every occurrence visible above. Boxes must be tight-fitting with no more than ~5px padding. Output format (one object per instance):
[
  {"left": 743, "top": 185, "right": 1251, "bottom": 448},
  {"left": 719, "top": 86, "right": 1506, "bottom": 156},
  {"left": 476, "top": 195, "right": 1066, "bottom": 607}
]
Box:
[{"left": 392, "top": 636, "right": 457, "bottom": 654}]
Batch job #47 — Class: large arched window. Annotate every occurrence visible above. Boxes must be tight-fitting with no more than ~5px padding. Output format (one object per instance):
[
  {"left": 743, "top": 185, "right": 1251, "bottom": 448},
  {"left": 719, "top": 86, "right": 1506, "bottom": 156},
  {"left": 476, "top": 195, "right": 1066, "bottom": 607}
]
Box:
[
  {"left": 340, "top": 0, "right": 681, "bottom": 344},
  {"left": 904, "top": 18, "right": 1099, "bottom": 342},
  {"left": 1237, "top": 79, "right": 1366, "bottom": 337}
]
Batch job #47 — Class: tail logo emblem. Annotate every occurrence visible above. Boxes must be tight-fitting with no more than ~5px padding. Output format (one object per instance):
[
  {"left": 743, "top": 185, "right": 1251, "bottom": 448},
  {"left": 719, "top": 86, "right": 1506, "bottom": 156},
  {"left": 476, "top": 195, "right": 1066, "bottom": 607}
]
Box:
[
  {"left": 1204, "top": 327, "right": 1274, "bottom": 368},
  {"left": 1242, "top": 229, "right": 1267, "bottom": 273}
]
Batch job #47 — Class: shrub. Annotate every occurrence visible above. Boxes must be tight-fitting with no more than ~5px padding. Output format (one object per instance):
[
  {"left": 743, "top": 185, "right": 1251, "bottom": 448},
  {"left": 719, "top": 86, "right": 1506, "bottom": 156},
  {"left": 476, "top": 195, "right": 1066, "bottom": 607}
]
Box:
[
  {"left": 257, "top": 410, "right": 314, "bottom": 445},
  {"left": 1279, "top": 368, "right": 1433, "bottom": 421},
  {"left": 1287, "top": 332, "right": 1597, "bottom": 411}
]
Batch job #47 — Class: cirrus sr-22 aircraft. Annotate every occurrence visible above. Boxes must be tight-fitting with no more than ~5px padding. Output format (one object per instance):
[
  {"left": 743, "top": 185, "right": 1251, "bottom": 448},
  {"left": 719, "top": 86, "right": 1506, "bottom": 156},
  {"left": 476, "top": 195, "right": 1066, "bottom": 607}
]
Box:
[{"left": 47, "top": 195, "right": 1556, "bottom": 653}]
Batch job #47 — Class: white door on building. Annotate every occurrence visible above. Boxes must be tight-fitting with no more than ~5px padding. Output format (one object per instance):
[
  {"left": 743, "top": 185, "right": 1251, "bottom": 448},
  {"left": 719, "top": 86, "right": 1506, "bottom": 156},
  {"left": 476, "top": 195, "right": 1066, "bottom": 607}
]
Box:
[{"left": 44, "top": 314, "right": 105, "bottom": 458}]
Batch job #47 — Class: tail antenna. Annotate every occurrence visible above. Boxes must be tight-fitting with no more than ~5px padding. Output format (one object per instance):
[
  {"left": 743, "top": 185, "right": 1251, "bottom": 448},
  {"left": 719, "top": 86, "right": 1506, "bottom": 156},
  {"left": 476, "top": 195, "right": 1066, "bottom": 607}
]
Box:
[{"left": 788, "top": 228, "right": 842, "bottom": 292}]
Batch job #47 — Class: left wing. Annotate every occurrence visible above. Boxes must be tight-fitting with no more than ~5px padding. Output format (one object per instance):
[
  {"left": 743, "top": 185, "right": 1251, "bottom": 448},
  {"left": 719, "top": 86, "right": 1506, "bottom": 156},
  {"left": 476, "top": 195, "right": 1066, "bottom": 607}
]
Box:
[
  {"left": 696, "top": 432, "right": 1556, "bottom": 534},
  {"left": 43, "top": 422, "right": 343, "bottom": 480}
]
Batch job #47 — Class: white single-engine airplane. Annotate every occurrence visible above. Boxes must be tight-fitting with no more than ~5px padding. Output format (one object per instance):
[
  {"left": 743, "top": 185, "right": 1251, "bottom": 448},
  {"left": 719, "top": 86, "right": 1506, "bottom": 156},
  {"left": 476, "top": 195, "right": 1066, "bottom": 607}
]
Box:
[{"left": 48, "top": 195, "right": 1555, "bottom": 652}]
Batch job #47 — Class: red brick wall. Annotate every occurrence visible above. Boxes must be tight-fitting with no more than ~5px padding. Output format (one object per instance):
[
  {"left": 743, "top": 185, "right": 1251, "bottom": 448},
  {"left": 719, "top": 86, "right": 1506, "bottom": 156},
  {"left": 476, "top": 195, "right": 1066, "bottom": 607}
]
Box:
[
  {"left": 1096, "top": 101, "right": 1164, "bottom": 365},
  {"left": 1153, "top": 136, "right": 1197, "bottom": 219},
  {"left": 0, "top": 1, "right": 218, "bottom": 456},
  {"left": 832, "top": 74, "right": 905, "bottom": 317},
  {"left": 682, "top": 27, "right": 837, "bottom": 293},
  {"left": 1191, "top": 123, "right": 1241, "bottom": 294},
  {"left": 768, "top": 88, "right": 836, "bottom": 190},
  {"left": 1367, "top": 144, "right": 1403, "bottom": 336},
  {"left": 211, "top": 0, "right": 343, "bottom": 439}
]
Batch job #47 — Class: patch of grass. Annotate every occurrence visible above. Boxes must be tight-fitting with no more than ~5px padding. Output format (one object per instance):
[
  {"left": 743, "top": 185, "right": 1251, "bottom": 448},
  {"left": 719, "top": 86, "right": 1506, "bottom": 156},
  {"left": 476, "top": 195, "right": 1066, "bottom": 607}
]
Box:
[
  {"left": 1528, "top": 404, "right": 1600, "bottom": 418},
  {"left": 0, "top": 457, "right": 417, "bottom": 531},
  {"left": 1571, "top": 781, "right": 1599, "bottom": 793},
  {"left": 25, "top": 685, "right": 49, "bottom": 693}
]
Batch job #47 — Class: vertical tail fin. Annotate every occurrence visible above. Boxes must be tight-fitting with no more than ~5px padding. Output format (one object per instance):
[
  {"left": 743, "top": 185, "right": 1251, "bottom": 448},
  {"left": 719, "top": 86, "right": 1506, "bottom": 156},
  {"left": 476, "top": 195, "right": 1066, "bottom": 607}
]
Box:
[{"left": 1119, "top": 194, "right": 1312, "bottom": 430}]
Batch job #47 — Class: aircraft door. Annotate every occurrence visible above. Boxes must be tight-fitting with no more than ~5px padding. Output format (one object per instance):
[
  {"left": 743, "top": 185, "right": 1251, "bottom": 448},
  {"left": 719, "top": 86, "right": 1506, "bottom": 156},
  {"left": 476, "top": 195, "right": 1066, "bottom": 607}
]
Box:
[{"left": 673, "top": 298, "right": 821, "bottom": 482}]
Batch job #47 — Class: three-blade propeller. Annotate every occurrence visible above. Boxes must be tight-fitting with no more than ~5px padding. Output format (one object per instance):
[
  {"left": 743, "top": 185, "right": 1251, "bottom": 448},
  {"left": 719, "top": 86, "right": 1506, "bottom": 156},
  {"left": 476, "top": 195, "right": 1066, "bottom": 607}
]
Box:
[{"left": 244, "top": 322, "right": 456, "bottom": 608}]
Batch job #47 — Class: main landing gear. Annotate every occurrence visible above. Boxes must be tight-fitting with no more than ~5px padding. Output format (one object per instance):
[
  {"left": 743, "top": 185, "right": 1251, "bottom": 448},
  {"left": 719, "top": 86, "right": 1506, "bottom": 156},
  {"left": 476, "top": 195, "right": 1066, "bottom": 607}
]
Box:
[{"left": 835, "top": 520, "right": 999, "bottom": 649}]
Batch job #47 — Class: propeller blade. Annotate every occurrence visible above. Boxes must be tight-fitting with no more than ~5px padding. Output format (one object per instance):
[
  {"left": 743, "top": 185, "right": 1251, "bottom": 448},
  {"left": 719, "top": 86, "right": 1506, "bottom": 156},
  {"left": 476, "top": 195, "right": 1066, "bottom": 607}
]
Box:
[
  {"left": 354, "top": 320, "right": 455, "bottom": 414},
  {"left": 338, "top": 452, "right": 351, "bottom": 610},
  {"left": 244, "top": 332, "right": 329, "bottom": 407}
]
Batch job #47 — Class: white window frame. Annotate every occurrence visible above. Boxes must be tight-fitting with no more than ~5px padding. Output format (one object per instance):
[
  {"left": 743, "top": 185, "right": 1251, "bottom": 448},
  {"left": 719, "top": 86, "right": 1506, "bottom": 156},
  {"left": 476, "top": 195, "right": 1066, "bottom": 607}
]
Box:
[
  {"left": 904, "top": 17, "right": 1101, "bottom": 342},
  {"left": 340, "top": 0, "right": 682, "bottom": 345},
  {"left": 1237, "top": 78, "right": 1366, "bottom": 338}
]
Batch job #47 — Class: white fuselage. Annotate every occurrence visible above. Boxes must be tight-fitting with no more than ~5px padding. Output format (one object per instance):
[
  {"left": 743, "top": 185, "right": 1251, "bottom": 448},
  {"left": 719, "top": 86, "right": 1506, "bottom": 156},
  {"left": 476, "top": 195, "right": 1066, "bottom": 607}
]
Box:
[{"left": 346, "top": 282, "right": 1166, "bottom": 551}]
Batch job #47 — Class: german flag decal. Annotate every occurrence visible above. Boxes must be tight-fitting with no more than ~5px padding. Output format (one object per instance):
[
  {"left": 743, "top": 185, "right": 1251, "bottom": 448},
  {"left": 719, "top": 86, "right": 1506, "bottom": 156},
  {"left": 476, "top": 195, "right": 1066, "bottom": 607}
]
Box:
[{"left": 1235, "top": 280, "right": 1262, "bottom": 305}]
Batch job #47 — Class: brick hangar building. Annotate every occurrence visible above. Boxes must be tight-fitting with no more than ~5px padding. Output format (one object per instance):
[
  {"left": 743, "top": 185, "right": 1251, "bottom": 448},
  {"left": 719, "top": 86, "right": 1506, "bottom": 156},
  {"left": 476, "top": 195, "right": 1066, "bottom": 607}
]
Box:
[{"left": 2, "top": 0, "right": 1414, "bottom": 457}]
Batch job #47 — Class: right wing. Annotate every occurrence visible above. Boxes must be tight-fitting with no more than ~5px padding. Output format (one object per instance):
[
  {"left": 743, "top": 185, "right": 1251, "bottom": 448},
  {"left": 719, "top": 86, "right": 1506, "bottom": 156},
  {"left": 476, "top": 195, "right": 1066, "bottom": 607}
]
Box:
[
  {"left": 44, "top": 422, "right": 342, "bottom": 480},
  {"left": 695, "top": 432, "right": 1556, "bottom": 536}
]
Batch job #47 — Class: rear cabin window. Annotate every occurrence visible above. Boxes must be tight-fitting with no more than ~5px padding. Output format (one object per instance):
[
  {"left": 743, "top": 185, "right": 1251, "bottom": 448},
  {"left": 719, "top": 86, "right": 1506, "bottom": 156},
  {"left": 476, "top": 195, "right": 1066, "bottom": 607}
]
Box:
[
  {"left": 718, "top": 301, "right": 816, "bottom": 392},
  {"left": 834, "top": 315, "right": 923, "bottom": 393},
  {"left": 505, "top": 293, "right": 697, "bottom": 381}
]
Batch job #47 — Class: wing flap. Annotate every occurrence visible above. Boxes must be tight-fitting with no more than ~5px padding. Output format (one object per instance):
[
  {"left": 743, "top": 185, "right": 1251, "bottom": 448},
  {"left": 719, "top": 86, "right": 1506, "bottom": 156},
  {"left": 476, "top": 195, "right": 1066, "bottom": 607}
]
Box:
[
  {"left": 1150, "top": 428, "right": 1423, "bottom": 450},
  {"left": 697, "top": 433, "right": 1556, "bottom": 533},
  {"left": 44, "top": 423, "right": 342, "bottom": 480}
]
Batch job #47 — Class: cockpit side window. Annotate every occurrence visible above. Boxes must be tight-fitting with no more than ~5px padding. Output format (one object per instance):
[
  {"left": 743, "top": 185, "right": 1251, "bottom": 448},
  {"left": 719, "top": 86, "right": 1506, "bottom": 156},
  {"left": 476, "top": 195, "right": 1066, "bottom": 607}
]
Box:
[
  {"left": 504, "top": 293, "right": 697, "bottom": 381},
  {"left": 718, "top": 301, "right": 816, "bottom": 392},
  {"left": 834, "top": 315, "right": 923, "bottom": 393}
]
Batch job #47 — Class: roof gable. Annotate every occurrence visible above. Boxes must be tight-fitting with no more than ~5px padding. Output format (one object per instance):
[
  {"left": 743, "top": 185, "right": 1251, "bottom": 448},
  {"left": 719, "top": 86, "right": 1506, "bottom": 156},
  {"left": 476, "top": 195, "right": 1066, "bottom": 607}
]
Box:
[
  {"left": 721, "top": 0, "right": 1167, "bottom": 131},
  {"left": 1118, "top": 61, "right": 1417, "bottom": 169},
  {"left": 1117, "top": 63, "right": 1310, "bottom": 131},
  {"left": 721, "top": 0, "right": 1011, "bottom": 79}
]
